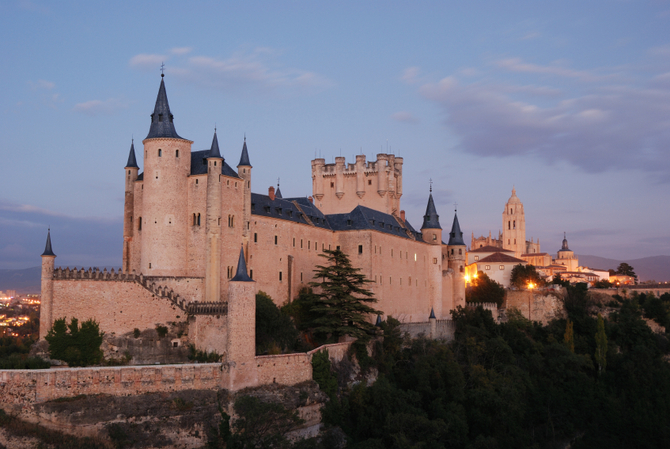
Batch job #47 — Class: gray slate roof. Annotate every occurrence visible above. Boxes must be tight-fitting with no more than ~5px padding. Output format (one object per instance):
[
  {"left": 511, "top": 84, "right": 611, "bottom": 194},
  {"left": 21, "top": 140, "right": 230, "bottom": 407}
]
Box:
[
  {"left": 42, "top": 229, "right": 55, "bottom": 257},
  {"left": 231, "top": 246, "right": 253, "bottom": 282},
  {"left": 125, "top": 140, "right": 139, "bottom": 168},
  {"left": 238, "top": 139, "right": 251, "bottom": 166},
  {"left": 190, "top": 150, "right": 240, "bottom": 178},
  {"left": 145, "top": 77, "right": 184, "bottom": 140},
  {"left": 421, "top": 194, "right": 441, "bottom": 230},
  {"left": 208, "top": 131, "right": 222, "bottom": 159},
  {"left": 447, "top": 213, "right": 465, "bottom": 246}
]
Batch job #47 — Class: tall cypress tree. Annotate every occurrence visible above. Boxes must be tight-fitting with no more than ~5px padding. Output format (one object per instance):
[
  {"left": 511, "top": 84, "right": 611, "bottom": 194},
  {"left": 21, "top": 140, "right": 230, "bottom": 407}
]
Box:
[
  {"left": 595, "top": 313, "right": 607, "bottom": 374},
  {"left": 309, "top": 249, "right": 381, "bottom": 340}
]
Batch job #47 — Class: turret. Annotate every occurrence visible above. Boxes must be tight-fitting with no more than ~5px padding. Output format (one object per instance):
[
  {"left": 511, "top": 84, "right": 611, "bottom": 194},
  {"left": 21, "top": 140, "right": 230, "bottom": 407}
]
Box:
[
  {"left": 311, "top": 158, "right": 325, "bottom": 201},
  {"left": 420, "top": 191, "right": 442, "bottom": 244},
  {"left": 335, "top": 156, "right": 345, "bottom": 199},
  {"left": 140, "top": 74, "right": 193, "bottom": 276},
  {"left": 205, "top": 130, "right": 223, "bottom": 302},
  {"left": 40, "top": 229, "right": 56, "bottom": 338},
  {"left": 226, "top": 246, "right": 257, "bottom": 390},
  {"left": 355, "top": 155, "right": 366, "bottom": 198},
  {"left": 123, "top": 140, "right": 139, "bottom": 272},
  {"left": 237, "top": 136, "right": 253, "bottom": 243},
  {"left": 446, "top": 211, "right": 467, "bottom": 309},
  {"left": 376, "top": 154, "right": 388, "bottom": 197},
  {"left": 420, "top": 189, "right": 443, "bottom": 318}
]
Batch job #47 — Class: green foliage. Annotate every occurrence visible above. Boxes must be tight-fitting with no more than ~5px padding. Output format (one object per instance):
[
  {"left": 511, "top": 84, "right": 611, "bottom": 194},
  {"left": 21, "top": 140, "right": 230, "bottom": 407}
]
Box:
[
  {"left": 226, "top": 395, "right": 304, "bottom": 449},
  {"left": 133, "top": 328, "right": 141, "bottom": 338},
  {"left": 639, "top": 292, "right": 670, "bottom": 329},
  {"left": 312, "top": 350, "right": 338, "bottom": 399},
  {"left": 510, "top": 263, "right": 544, "bottom": 289},
  {"left": 551, "top": 273, "right": 570, "bottom": 287},
  {"left": 155, "top": 325, "right": 168, "bottom": 338},
  {"left": 0, "top": 353, "right": 50, "bottom": 369},
  {"left": 466, "top": 271, "right": 506, "bottom": 306},
  {"left": 615, "top": 262, "right": 637, "bottom": 279},
  {"left": 256, "top": 291, "right": 299, "bottom": 354},
  {"left": 592, "top": 279, "right": 612, "bottom": 288},
  {"left": 564, "top": 318, "right": 575, "bottom": 353},
  {"left": 308, "top": 249, "right": 381, "bottom": 341},
  {"left": 45, "top": 317, "right": 104, "bottom": 367},
  {"left": 187, "top": 344, "right": 222, "bottom": 363},
  {"left": 595, "top": 314, "right": 607, "bottom": 374}
]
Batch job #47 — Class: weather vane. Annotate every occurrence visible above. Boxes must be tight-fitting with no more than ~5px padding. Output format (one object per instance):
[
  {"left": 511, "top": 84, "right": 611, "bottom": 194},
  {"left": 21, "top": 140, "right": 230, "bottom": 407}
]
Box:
[
  {"left": 429, "top": 178, "right": 433, "bottom": 193},
  {"left": 454, "top": 202, "right": 458, "bottom": 212},
  {"left": 160, "top": 62, "right": 165, "bottom": 77}
]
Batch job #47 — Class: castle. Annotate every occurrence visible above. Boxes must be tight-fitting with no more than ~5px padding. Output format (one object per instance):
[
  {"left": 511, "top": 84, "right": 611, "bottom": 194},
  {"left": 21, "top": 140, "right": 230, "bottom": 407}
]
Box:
[{"left": 38, "top": 75, "right": 467, "bottom": 387}]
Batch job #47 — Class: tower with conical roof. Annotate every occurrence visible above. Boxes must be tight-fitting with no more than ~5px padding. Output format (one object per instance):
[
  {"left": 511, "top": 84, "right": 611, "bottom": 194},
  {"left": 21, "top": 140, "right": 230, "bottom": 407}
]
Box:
[
  {"left": 420, "top": 186, "right": 444, "bottom": 318},
  {"left": 226, "top": 246, "right": 257, "bottom": 390},
  {"left": 502, "top": 187, "right": 526, "bottom": 258},
  {"left": 237, "top": 136, "right": 252, "bottom": 250},
  {"left": 205, "top": 130, "right": 224, "bottom": 302},
  {"left": 123, "top": 139, "right": 139, "bottom": 272},
  {"left": 140, "top": 74, "right": 194, "bottom": 276},
  {"left": 446, "top": 211, "right": 467, "bottom": 309},
  {"left": 40, "top": 229, "right": 56, "bottom": 338}
]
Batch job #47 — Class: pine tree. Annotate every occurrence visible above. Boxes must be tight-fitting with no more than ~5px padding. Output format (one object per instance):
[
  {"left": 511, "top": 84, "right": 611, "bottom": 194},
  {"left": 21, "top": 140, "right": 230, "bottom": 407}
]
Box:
[
  {"left": 309, "top": 249, "right": 381, "bottom": 340},
  {"left": 564, "top": 319, "right": 575, "bottom": 353},
  {"left": 595, "top": 313, "right": 607, "bottom": 375}
]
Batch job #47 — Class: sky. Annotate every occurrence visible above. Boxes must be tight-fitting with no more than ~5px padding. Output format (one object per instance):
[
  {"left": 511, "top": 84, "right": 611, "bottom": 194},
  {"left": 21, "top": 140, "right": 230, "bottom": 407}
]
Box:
[{"left": 1, "top": 0, "right": 670, "bottom": 270}]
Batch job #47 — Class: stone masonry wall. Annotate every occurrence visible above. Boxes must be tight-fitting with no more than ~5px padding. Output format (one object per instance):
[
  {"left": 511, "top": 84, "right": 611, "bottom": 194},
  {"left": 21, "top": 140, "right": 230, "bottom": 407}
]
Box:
[{"left": 505, "top": 289, "right": 565, "bottom": 324}]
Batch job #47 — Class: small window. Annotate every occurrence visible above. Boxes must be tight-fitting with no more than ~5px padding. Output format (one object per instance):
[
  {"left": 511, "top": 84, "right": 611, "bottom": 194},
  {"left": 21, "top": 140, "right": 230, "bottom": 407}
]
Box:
[
  {"left": 274, "top": 235, "right": 278, "bottom": 245},
  {"left": 459, "top": 249, "right": 462, "bottom": 255},
  {"left": 499, "top": 265, "right": 505, "bottom": 270},
  {"left": 368, "top": 179, "right": 372, "bottom": 185},
  {"left": 138, "top": 217, "right": 142, "bottom": 231},
  {"left": 330, "top": 182, "right": 334, "bottom": 188},
  {"left": 218, "top": 217, "right": 221, "bottom": 225},
  {"left": 460, "top": 266, "right": 464, "bottom": 272},
  {"left": 235, "top": 182, "right": 238, "bottom": 187},
  {"left": 254, "top": 233, "right": 258, "bottom": 243},
  {"left": 391, "top": 249, "right": 394, "bottom": 257},
  {"left": 513, "top": 220, "right": 516, "bottom": 229},
  {"left": 308, "top": 241, "right": 311, "bottom": 249},
  {"left": 293, "top": 238, "right": 296, "bottom": 247},
  {"left": 176, "top": 150, "right": 179, "bottom": 157},
  {"left": 158, "top": 114, "right": 163, "bottom": 122},
  {"left": 485, "top": 265, "right": 491, "bottom": 270},
  {"left": 433, "top": 258, "right": 438, "bottom": 264},
  {"left": 149, "top": 263, "right": 151, "bottom": 268},
  {"left": 514, "top": 239, "right": 516, "bottom": 244},
  {"left": 249, "top": 269, "right": 253, "bottom": 279},
  {"left": 279, "top": 271, "right": 283, "bottom": 281},
  {"left": 433, "top": 234, "right": 437, "bottom": 241},
  {"left": 301, "top": 239, "right": 303, "bottom": 248},
  {"left": 173, "top": 341, "right": 179, "bottom": 348},
  {"left": 196, "top": 179, "right": 199, "bottom": 185},
  {"left": 300, "top": 272, "right": 303, "bottom": 282},
  {"left": 197, "top": 213, "right": 201, "bottom": 226},
  {"left": 158, "top": 149, "right": 162, "bottom": 157},
  {"left": 508, "top": 221, "right": 511, "bottom": 230},
  {"left": 358, "top": 245, "right": 363, "bottom": 254},
  {"left": 451, "top": 249, "right": 454, "bottom": 255}
]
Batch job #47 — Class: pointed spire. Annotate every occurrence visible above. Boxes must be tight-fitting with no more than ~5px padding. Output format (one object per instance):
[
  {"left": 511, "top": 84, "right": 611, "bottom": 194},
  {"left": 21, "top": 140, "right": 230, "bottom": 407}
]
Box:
[
  {"left": 275, "top": 178, "right": 282, "bottom": 198},
  {"left": 231, "top": 245, "right": 253, "bottom": 282},
  {"left": 561, "top": 232, "right": 570, "bottom": 251},
  {"left": 238, "top": 135, "right": 251, "bottom": 167},
  {"left": 429, "top": 308, "right": 436, "bottom": 319},
  {"left": 125, "top": 139, "right": 139, "bottom": 168},
  {"left": 448, "top": 212, "right": 465, "bottom": 245},
  {"left": 208, "top": 129, "right": 222, "bottom": 159},
  {"left": 421, "top": 193, "right": 441, "bottom": 230},
  {"left": 145, "top": 76, "right": 183, "bottom": 140},
  {"left": 42, "top": 228, "right": 55, "bottom": 257}
]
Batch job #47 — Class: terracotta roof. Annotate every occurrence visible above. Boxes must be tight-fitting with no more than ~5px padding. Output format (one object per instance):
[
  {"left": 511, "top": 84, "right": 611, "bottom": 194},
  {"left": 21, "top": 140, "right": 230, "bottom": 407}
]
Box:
[
  {"left": 476, "top": 253, "right": 525, "bottom": 264},
  {"left": 521, "top": 252, "right": 548, "bottom": 256},
  {"left": 470, "top": 245, "right": 512, "bottom": 253}
]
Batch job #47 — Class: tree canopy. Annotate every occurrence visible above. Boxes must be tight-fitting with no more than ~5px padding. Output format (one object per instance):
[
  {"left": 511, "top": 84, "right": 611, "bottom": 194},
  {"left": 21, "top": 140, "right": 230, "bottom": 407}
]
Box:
[
  {"left": 466, "top": 271, "right": 506, "bottom": 306},
  {"left": 510, "top": 263, "right": 544, "bottom": 289},
  {"left": 308, "top": 249, "right": 381, "bottom": 341},
  {"left": 45, "top": 317, "right": 104, "bottom": 366},
  {"left": 615, "top": 262, "right": 637, "bottom": 279}
]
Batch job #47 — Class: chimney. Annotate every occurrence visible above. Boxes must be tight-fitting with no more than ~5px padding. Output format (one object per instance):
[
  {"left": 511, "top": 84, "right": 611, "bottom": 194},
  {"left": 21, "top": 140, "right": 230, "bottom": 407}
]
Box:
[
  {"left": 308, "top": 196, "right": 313, "bottom": 204},
  {"left": 400, "top": 210, "right": 406, "bottom": 222},
  {"left": 269, "top": 186, "right": 275, "bottom": 201}
]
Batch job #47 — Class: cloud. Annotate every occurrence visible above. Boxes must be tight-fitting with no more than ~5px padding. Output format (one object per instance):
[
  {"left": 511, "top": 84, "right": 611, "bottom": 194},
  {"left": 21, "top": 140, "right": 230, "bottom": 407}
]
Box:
[
  {"left": 401, "top": 67, "right": 420, "bottom": 84},
  {"left": 170, "top": 47, "right": 192, "bottom": 55},
  {"left": 494, "top": 58, "right": 612, "bottom": 82},
  {"left": 419, "top": 61, "right": 670, "bottom": 180},
  {"left": 129, "top": 53, "right": 167, "bottom": 72},
  {"left": 130, "top": 48, "right": 333, "bottom": 94},
  {"left": 391, "top": 111, "right": 419, "bottom": 124},
  {"left": 28, "top": 79, "right": 54, "bottom": 90},
  {"left": 73, "top": 98, "right": 129, "bottom": 116}
]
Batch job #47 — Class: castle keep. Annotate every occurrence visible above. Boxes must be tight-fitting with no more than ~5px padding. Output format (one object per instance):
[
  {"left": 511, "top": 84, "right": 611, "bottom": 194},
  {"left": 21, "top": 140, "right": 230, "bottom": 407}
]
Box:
[{"left": 38, "top": 75, "right": 467, "bottom": 388}]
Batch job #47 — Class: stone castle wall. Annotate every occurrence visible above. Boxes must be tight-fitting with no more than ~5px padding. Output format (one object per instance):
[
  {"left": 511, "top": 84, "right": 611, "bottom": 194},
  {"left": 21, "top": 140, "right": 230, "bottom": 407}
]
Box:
[{"left": 505, "top": 289, "right": 565, "bottom": 324}]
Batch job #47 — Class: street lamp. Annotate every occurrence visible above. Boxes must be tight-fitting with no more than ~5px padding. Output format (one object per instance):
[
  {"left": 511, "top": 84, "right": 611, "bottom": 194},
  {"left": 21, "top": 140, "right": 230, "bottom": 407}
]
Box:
[{"left": 527, "top": 282, "right": 535, "bottom": 321}]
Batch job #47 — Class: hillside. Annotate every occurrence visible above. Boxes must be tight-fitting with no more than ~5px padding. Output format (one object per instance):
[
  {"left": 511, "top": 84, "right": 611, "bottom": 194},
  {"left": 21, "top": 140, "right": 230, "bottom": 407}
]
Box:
[
  {"left": 579, "top": 255, "right": 670, "bottom": 282},
  {"left": 0, "top": 267, "right": 41, "bottom": 294}
]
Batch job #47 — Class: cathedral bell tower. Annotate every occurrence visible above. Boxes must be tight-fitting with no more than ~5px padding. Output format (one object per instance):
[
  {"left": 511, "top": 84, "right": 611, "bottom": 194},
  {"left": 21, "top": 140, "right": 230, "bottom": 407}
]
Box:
[{"left": 502, "top": 187, "right": 526, "bottom": 258}]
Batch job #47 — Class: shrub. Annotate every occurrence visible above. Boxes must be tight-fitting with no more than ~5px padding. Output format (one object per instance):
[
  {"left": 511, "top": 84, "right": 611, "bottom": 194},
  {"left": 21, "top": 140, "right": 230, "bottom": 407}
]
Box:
[
  {"left": 45, "top": 317, "right": 104, "bottom": 367},
  {"left": 187, "top": 344, "right": 221, "bottom": 363},
  {"left": 155, "top": 325, "right": 168, "bottom": 338},
  {"left": 133, "top": 328, "right": 141, "bottom": 338},
  {"left": 256, "top": 291, "right": 299, "bottom": 354}
]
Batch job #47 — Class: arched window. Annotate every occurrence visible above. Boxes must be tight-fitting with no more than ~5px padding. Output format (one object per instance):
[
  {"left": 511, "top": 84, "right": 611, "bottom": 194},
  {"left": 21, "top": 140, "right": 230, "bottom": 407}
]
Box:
[
  {"left": 508, "top": 221, "right": 511, "bottom": 230},
  {"left": 513, "top": 220, "right": 516, "bottom": 229}
]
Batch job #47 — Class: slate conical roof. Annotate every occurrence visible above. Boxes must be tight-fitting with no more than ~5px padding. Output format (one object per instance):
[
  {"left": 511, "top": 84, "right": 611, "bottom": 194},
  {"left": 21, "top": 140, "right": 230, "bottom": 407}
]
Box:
[
  {"left": 238, "top": 137, "right": 251, "bottom": 166},
  {"left": 429, "top": 308, "right": 436, "bottom": 319},
  {"left": 125, "top": 140, "right": 139, "bottom": 168},
  {"left": 145, "top": 76, "right": 183, "bottom": 140},
  {"left": 231, "top": 245, "right": 253, "bottom": 282},
  {"left": 208, "top": 130, "right": 222, "bottom": 159},
  {"left": 559, "top": 232, "right": 570, "bottom": 252},
  {"left": 275, "top": 187, "right": 282, "bottom": 199},
  {"left": 41, "top": 228, "right": 55, "bottom": 257},
  {"left": 421, "top": 193, "right": 441, "bottom": 230},
  {"left": 447, "top": 212, "right": 465, "bottom": 246}
]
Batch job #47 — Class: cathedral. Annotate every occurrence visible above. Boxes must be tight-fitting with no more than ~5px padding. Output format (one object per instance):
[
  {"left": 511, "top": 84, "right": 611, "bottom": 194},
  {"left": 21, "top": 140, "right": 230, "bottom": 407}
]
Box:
[{"left": 40, "top": 75, "right": 468, "bottom": 353}]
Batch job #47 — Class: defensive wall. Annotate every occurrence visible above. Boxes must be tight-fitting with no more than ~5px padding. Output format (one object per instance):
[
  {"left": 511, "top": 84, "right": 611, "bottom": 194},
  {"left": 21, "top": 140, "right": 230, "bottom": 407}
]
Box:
[
  {"left": 399, "top": 319, "right": 456, "bottom": 340},
  {"left": 504, "top": 288, "right": 565, "bottom": 324},
  {"left": 0, "top": 342, "right": 352, "bottom": 409}
]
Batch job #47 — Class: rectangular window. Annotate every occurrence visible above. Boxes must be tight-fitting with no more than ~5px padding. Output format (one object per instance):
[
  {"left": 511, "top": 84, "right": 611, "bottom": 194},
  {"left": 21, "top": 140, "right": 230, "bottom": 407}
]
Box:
[
  {"left": 293, "top": 238, "right": 296, "bottom": 247},
  {"left": 358, "top": 245, "right": 363, "bottom": 254},
  {"left": 274, "top": 235, "right": 278, "bottom": 245},
  {"left": 485, "top": 265, "right": 491, "bottom": 270},
  {"left": 254, "top": 233, "right": 257, "bottom": 243},
  {"left": 300, "top": 272, "right": 303, "bottom": 282},
  {"left": 474, "top": 255, "right": 479, "bottom": 261},
  {"left": 249, "top": 269, "right": 253, "bottom": 279},
  {"left": 391, "top": 249, "right": 394, "bottom": 257},
  {"left": 308, "top": 241, "right": 311, "bottom": 250},
  {"left": 279, "top": 271, "right": 283, "bottom": 281},
  {"left": 499, "top": 265, "right": 505, "bottom": 270},
  {"left": 301, "top": 239, "right": 303, "bottom": 248}
]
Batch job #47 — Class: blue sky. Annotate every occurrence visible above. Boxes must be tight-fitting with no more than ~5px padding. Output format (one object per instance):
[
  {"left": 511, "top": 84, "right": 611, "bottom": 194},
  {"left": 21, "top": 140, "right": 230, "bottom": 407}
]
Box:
[{"left": 1, "top": 0, "right": 670, "bottom": 269}]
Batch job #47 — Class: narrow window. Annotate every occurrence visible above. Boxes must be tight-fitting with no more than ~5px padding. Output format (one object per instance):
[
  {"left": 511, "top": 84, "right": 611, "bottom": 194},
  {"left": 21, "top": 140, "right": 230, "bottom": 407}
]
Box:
[
  {"left": 274, "top": 235, "right": 278, "bottom": 245},
  {"left": 249, "top": 269, "right": 253, "bottom": 279},
  {"left": 196, "top": 179, "right": 199, "bottom": 185},
  {"left": 176, "top": 150, "right": 179, "bottom": 157},
  {"left": 433, "top": 234, "right": 437, "bottom": 241},
  {"left": 300, "top": 272, "right": 303, "bottom": 282},
  {"left": 279, "top": 271, "right": 283, "bottom": 281},
  {"left": 301, "top": 239, "right": 303, "bottom": 248},
  {"left": 235, "top": 182, "right": 238, "bottom": 187},
  {"left": 391, "top": 249, "right": 394, "bottom": 257},
  {"left": 330, "top": 182, "right": 334, "bottom": 187},
  {"left": 400, "top": 278, "right": 402, "bottom": 285},
  {"left": 389, "top": 276, "right": 392, "bottom": 284},
  {"left": 459, "top": 249, "right": 462, "bottom": 255},
  {"left": 218, "top": 217, "right": 221, "bottom": 225},
  {"left": 149, "top": 263, "right": 151, "bottom": 268},
  {"left": 460, "top": 266, "right": 464, "bottom": 272},
  {"left": 485, "top": 265, "right": 491, "bottom": 270},
  {"left": 337, "top": 246, "right": 340, "bottom": 250},
  {"left": 499, "top": 265, "right": 505, "bottom": 270},
  {"left": 138, "top": 217, "right": 142, "bottom": 231},
  {"left": 193, "top": 214, "right": 196, "bottom": 226},
  {"left": 308, "top": 241, "right": 311, "bottom": 250},
  {"left": 293, "top": 238, "right": 296, "bottom": 247},
  {"left": 513, "top": 220, "right": 516, "bottom": 229},
  {"left": 158, "top": 149, "right": 162, "bottom": 157},
  {"left": 358, "top": 245, "right": 363, "bottom": 254},
  {"left": 508, "top": 239, "right": 511, "bottom": 245},
  {"left": 158, "top": 114, "right": 163, "bottom": 122},
  {"left": 368, "top": 179, "right": 372, "bottom": 185},
  {"left": 254, "top": 233, "right": 257, "bottom": 243},
  {"left": 514, "top": 239, "right": 517, "bottom": 244},
  {"left": 197, "top": 213, "right": 201, "bottom": 226}
]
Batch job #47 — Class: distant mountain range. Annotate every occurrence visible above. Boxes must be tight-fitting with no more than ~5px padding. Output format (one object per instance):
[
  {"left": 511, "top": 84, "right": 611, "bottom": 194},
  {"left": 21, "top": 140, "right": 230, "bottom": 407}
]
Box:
[
  {"left": 578, "top": 255, "right": 670, "bottom": 282},
  {"left": 1, "top": 256, "right": 669, "bottom": 294}
]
